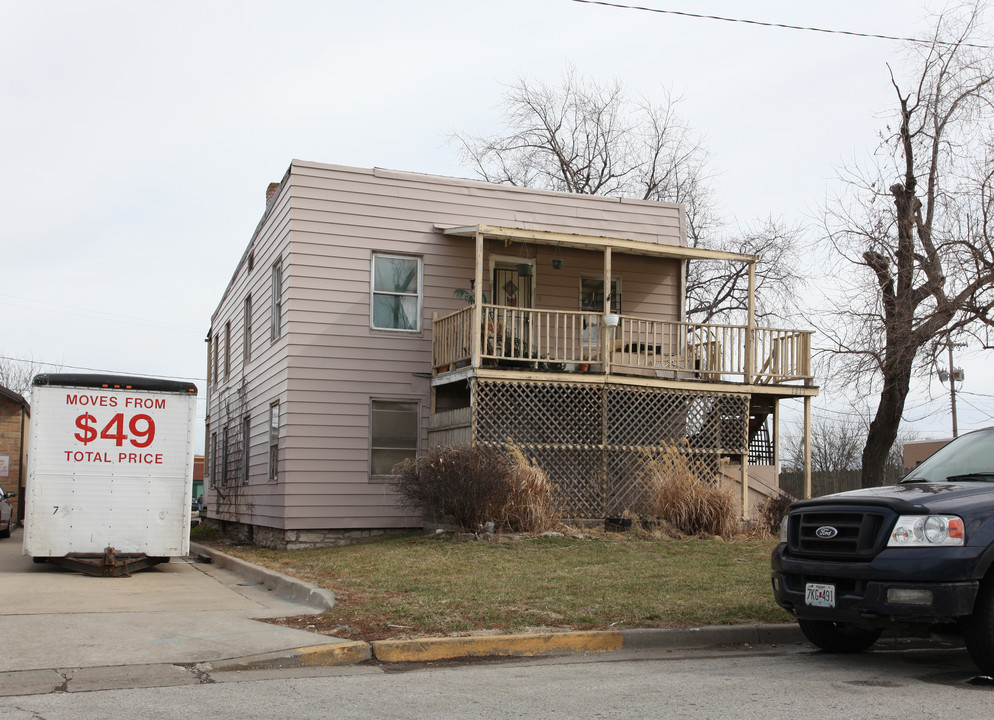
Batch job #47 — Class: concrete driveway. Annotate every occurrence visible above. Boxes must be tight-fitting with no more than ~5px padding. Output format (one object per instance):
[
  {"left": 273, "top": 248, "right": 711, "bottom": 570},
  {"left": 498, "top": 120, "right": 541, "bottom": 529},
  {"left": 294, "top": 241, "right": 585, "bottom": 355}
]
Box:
[{"left": 0, "top": 527, "right": 337, "bottom": 674}]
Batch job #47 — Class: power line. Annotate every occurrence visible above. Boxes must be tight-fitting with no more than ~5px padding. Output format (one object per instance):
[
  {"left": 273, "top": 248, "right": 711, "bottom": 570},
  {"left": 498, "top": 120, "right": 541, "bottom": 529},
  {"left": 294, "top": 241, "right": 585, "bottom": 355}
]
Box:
[
  {"left": 0, "top": 293, "right": 203, "bottom": 334},
  {"left": 569, "top": 0, "right": 994, "bottom": 49},
  {"left": 0, "top": 355, "right": 206, "bottom": 384}
]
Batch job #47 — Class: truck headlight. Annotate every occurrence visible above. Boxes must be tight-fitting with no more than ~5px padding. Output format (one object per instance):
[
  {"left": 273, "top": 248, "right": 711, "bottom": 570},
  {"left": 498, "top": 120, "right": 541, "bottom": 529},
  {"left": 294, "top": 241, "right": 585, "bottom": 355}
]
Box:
[
  {"left": 778, "top": 516, "right": 788, "bottom": 543},
  {"left": 888, "top": 515, "right": 964, "bottom": 547}
]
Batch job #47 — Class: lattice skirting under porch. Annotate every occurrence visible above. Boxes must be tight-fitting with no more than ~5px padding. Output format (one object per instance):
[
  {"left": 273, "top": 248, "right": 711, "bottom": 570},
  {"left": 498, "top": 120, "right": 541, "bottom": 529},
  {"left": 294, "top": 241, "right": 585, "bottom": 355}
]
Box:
[{"left": 472, "top": 379, "right": 750, "bottom": 518}]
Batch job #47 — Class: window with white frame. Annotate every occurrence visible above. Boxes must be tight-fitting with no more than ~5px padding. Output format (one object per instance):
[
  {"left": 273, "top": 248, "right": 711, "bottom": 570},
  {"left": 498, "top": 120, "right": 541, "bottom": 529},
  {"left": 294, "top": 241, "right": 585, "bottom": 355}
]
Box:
[
  {"left": 268, "top": 402, "right": 279, "bottom": 481},
  {"left": 271, "top": 260, "right": 282, "bottom": 341},
  {"left": 243, "top": 295, "right": 252, "bottom": 362},
  {"left": 370, "top": 399, "right": 419, "bottom": 477},
  {"left": 371, "top": 254, "right": 422, "bottom": 331},
  {"left": 224, "top": 321, "right": 231, "bottom": 381},
  {"left": 241, "top": 415, "right": 251, "bottom": 485}
]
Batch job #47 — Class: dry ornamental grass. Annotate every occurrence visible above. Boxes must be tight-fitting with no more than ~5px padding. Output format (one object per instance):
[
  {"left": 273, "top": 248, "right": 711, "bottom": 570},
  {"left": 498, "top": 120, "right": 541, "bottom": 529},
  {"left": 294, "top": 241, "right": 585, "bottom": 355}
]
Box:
[{"left": 640, "top": 444, "right": 738, "bottom": 538}]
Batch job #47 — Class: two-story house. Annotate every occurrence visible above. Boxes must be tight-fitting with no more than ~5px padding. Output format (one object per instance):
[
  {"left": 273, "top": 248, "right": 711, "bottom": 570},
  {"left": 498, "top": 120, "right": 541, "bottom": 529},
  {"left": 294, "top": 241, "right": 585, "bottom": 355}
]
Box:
[{"left": 205, "top": 161, "right": 817, "bottom": 548}]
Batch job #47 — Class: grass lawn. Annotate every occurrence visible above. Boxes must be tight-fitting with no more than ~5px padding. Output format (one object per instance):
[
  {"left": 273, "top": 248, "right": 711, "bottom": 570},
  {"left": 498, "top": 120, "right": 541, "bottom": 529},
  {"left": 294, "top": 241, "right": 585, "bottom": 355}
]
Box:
[{"left": 202, "top": 530, "right": 792, "bottom": 641}]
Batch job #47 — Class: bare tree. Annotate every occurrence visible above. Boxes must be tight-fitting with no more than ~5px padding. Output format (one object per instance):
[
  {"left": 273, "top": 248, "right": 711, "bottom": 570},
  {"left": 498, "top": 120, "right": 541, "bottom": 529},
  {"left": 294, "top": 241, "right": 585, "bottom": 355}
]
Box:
[
  {"left": 788, "top": 416, "right": 865, "bottom": 474},
  {"left": 0, "top": 354, "right": 52, "bottom": 398},
  {"left": 455, "top": 67, "right": 799, "bottom": 324},
  {"left": 820, "top": 2, "right": 994, "bottom": 487}
]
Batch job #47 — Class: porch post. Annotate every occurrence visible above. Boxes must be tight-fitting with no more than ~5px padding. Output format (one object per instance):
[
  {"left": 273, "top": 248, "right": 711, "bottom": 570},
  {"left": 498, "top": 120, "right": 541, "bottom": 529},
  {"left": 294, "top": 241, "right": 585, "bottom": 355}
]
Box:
[
  {"left": 745, "top": 261, "right": 756, "bottom": 384},
  {"left": 772, "top": 398, "right": 780, "bottom": 472},
  {"left": 603, "top": 246, "right": 612, "bottom": 373},
  {"left": 803, "top": 395, "right": 812, "bottom": 499},
  {"left": 741, "top": 452, "right": 750, "bottom": 521},
  {"left": 472, "top": 229, "right": 484, "bottom": 369}
]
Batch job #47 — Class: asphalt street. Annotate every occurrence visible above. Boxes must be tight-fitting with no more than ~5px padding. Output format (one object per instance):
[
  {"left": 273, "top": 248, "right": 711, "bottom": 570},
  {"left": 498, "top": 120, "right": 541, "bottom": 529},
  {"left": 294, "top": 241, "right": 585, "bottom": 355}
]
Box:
[{"left": 0, "top": 642, "right": 989, "bottom": 720}]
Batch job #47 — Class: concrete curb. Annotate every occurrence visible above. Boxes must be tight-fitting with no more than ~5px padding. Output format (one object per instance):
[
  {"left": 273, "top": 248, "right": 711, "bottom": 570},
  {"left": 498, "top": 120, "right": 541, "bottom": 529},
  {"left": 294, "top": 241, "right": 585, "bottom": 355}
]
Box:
[
  {"left": 208, "top": 625, "right": 805, "bottom": 671},
  {"left": 189, "top": 542, "right": 336, "bottom": 613},
  {"left": 210, "top": 641, "right": 373, "bottom": 671},
  {"left": 369, "top": 624, "right": 805, "bottom": 664}
]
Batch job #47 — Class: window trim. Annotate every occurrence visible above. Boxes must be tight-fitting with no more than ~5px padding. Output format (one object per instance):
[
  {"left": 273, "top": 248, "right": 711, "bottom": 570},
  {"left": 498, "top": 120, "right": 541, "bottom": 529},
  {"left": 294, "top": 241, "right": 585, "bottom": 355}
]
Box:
[
  {"left": 224, "top": 321, "right": 231, "bottom": 381},
  {"left": 243, "top": 295, "right": 252, "bottom": 363},
  {"left": 241, "top": 415, "right": 251, "bottom": 485},
  {"left": 369, "top": 397, "right": 420, "bottom": 480},
  {"left": 268, "top": 401, "right": 279, "bottom": 482},
  {"left": 370, "top": 253, "right": 423, "bottom": 333},
  {"left": 271, "top": 260, "right": 282, "bottom": 342},
  {"left": 220, "top": 426, "right": 229, "bottom": 487}
]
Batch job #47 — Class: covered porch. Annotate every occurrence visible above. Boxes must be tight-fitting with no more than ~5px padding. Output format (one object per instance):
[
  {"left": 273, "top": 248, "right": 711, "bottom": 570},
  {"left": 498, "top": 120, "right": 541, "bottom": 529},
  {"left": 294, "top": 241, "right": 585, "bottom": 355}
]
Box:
[{"left": 429, "top": 224, "right": 819, "bottom": 512}]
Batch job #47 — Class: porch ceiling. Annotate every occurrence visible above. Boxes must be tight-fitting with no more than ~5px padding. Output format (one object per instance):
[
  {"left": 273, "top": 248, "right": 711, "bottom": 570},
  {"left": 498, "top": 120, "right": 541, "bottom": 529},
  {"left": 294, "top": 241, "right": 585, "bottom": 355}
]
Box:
[{"left": 438, "top": 224, "right": 757, "bottom": 264}]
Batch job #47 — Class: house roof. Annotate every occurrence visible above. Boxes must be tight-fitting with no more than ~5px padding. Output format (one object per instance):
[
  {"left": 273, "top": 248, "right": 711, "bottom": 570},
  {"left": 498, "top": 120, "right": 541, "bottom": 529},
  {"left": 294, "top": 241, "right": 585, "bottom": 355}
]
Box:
[
  {"left": 0, "top": 385, "right": 29, "bottom": 414},
  {"left": 439, "top": 224, "right": 758, "bottom": 263}
]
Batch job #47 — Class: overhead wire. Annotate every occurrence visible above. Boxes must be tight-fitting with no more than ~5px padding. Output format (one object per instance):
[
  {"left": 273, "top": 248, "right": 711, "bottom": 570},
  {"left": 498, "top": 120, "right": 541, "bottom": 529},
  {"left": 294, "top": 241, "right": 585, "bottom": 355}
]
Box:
[
  {"left": 568, "top": 0, "right": 994, "bottom": 49},
  {"left": 0, "top": 354, "right": 206, "bottom": 385}
]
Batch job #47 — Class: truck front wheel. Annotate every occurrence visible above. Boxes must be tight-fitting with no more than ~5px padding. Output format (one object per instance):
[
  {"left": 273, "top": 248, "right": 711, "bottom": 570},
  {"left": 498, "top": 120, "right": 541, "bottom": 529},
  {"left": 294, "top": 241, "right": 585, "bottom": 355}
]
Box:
[
  {"left": 964, "top": 577, "right": 994, "bottom": 676},
  {"left": 798, "top": 618, "right": 882, "bottom": 653}
]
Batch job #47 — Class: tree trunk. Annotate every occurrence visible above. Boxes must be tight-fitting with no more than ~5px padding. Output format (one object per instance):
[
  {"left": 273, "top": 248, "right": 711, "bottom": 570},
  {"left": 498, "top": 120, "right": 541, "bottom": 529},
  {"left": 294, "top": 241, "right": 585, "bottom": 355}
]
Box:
[{"left": 861, "top": 357, "right": 913, "bottom": 487}]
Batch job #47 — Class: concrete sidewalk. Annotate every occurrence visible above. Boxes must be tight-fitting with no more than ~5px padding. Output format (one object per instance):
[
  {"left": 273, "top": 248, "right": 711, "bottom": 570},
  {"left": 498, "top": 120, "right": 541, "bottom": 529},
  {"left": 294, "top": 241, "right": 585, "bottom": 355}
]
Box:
[{"left": 0, "top": 530, "right": 341, "bottom": 676}]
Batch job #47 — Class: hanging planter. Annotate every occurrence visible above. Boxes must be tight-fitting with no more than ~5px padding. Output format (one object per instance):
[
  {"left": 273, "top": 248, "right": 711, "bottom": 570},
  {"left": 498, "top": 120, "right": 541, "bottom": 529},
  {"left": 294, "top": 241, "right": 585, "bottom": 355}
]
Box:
[
  {"left": 552, "top": 242, "right": 564, "bottom": 270},
  {"left": 516, "top": 263, "right": 533, "bottom": 277}
]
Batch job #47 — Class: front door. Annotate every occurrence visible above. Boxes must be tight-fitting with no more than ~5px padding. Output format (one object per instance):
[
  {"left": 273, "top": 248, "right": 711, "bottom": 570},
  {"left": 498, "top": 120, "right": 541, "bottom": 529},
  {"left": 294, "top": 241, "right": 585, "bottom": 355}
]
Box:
[{"left": 492, "top": 263, "right": 533, "bottom": 358}]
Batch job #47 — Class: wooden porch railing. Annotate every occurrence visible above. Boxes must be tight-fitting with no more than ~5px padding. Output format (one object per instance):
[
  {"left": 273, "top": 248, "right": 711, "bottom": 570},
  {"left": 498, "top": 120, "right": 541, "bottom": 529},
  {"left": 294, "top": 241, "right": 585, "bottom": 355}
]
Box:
[{"left": 432, "top": 305, "right": 813, "bottom": 385}]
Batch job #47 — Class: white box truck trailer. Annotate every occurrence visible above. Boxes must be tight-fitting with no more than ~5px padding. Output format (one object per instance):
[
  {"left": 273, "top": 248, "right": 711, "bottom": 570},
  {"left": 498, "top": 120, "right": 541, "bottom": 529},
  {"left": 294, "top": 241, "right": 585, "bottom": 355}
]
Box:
[{"left": 23, "top": 373, "right": 198, "bottom": 576}]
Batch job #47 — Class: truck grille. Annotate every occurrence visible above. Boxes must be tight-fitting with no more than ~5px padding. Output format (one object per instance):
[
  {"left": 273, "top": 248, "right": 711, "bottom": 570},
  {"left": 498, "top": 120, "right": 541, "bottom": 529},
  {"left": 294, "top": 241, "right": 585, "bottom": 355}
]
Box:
[{"left": 787, "top": 508, "right": 892, "bottom": 560}]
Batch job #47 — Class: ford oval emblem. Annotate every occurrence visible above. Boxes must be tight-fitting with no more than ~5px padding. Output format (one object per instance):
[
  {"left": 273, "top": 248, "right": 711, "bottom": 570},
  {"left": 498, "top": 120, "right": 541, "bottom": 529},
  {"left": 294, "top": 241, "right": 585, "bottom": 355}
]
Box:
[{"left": 816, "top": 526, "right": 839, "bottom": 539}]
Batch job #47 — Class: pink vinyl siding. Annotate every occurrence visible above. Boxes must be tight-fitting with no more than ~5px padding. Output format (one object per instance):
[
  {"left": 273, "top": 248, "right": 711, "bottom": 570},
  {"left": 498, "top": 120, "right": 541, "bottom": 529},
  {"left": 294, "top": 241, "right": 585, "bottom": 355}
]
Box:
[{"left": 207, "top": 161, "right": 686, "bottom": 531}]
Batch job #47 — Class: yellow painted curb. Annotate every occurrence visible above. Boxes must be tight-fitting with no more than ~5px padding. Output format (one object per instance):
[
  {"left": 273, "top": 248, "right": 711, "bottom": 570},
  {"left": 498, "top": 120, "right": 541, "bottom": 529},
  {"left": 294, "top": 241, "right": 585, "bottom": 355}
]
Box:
[
  {"left": 371, "top": 631, "right": 623, "bottom": 663},
  {"left": 213, "top": 641, "right": 372, "bottom": 671},
  {"left": 295, "top": 641, "right": 373, "bottom": 666}
]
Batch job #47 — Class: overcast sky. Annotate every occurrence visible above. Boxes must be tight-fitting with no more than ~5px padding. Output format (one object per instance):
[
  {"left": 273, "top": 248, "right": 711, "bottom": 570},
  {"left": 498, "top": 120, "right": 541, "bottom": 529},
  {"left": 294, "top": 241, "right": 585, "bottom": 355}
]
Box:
[{"left": 2, "top": 0, "right": 991, "bottom": 450}]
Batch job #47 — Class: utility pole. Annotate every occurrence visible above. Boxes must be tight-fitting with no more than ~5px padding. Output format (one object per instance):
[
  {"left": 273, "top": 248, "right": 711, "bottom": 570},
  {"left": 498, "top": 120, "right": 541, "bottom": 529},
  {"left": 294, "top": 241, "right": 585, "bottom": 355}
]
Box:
[{"left": 939, "top": 342, "right": 966, "bottom": 438}]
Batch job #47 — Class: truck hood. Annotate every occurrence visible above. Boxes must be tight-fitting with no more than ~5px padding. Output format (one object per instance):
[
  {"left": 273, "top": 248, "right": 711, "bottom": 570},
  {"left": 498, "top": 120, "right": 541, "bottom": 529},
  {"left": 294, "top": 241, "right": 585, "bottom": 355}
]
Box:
[{"left": 803, "top": 482, "right": 994, "bottom": 514}]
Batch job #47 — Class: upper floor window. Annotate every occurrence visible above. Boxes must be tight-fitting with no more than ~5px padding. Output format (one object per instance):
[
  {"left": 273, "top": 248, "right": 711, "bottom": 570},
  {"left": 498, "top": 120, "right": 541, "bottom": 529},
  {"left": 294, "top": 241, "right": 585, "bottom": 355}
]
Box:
[
  {"left": 580, "top": 276, "right": 622, "bottom": 314},
  {"left": 372, "top": 254, "right": 421, "bottom": 331},
  {"left": 271, "top": 260, "right": 282, "bottom": 341},
  {"left": 243, "top": 295, "right": 252, "bottom": 362},
  {"left": 224, "top": 321, "right": 231, "bottom": 381},
  {"left": 211, "top": 333, "right": 219, "bottom": 387}
]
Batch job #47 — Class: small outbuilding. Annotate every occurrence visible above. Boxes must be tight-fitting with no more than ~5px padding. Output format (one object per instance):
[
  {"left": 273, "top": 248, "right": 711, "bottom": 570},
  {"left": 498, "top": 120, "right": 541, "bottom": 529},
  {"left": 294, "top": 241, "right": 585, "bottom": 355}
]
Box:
[{"left": 0, "top": 385, "right": 29, "bottom": 525}]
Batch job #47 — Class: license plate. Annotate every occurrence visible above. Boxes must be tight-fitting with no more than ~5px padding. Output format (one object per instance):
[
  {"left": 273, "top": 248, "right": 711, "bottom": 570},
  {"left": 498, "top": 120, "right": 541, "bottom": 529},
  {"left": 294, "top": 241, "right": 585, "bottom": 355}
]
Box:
[{"left": 805, "top": 583, "right": 836, "bottom": 608}]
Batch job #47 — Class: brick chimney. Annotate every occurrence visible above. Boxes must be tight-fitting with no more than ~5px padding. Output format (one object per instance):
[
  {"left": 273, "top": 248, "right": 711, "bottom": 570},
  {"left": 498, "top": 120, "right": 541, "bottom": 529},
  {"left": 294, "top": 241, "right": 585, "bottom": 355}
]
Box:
[{"left": 266, "top": 182, "right": 280, "bottom": 206}]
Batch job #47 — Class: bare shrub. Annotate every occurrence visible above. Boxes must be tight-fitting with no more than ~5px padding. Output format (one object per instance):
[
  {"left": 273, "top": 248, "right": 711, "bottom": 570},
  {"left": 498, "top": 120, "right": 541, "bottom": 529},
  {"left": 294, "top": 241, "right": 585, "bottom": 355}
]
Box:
[
  {"left": 640, "top": 444, "right": 738, "bottom": 538},
  {"left": 754, "top": 492, "right": 796, "bottom": 539},
  {"left": 392, "top": 444, "right": 561, "bottom": 533},
  {"left": 500, "top": 445, "right": 563, "bottom": 533}
]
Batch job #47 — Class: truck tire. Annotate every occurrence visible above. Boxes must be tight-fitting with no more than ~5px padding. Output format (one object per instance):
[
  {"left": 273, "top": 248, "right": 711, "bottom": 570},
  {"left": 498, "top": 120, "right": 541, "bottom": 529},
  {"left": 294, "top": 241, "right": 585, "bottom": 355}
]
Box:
[
  {"left": 798, "top": 618, "right": 882, "bottom": 653},
  {"left": 964, "top": 577, "right": 994, "bottom": 676}
]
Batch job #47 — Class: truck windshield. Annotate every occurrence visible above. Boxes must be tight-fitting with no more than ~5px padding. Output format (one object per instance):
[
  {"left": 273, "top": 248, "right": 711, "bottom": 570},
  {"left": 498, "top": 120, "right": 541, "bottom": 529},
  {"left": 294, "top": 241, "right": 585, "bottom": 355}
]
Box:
[{"left": 901, "top": 428, "right": 994, "bottom": 484}]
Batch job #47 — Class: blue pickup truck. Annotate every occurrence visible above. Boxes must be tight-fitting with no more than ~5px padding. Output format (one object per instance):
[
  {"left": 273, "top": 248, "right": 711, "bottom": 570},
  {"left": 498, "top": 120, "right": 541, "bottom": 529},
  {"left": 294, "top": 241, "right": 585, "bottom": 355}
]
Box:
[{"left": 772, "top": 427, "right": 994, "bottom": 675}]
